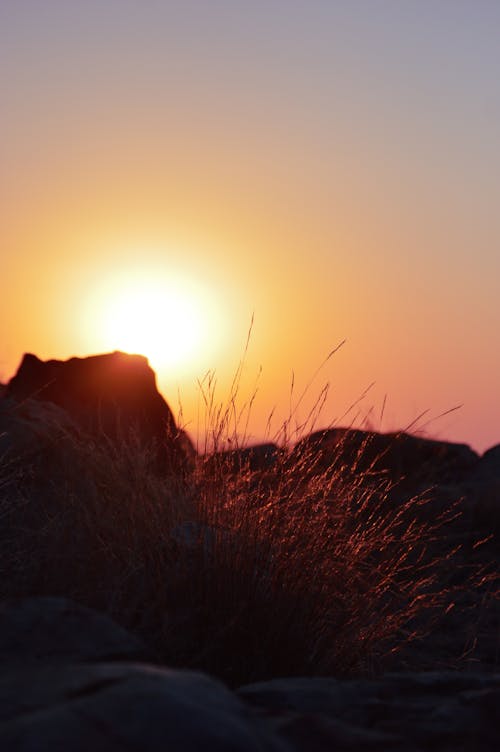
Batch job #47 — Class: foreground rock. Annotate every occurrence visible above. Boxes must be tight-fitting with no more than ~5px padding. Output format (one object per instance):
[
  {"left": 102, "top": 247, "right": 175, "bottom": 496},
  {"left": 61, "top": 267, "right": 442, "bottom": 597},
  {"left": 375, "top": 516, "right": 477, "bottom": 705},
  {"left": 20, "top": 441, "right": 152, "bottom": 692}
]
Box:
[
  {"left": 0, "top": 599, "right": 284, "bottom": 752},
  {"left": 239, "top": 672, "right": 500, "bottom": 751},
  {"left": 0, "top": 663, "right": 286, "bottom": 752},
  {"left": 0, "top": 597, "right": 149, "bottom": 665},
  {"left": 4, "top": 665, "right": 498, "bottom": 752},
  {"left": 5, "top": 351, "right": 194, "bottom": 473},
  {"left": 0, "top": 598, "right": 498, "bottom": 751}
]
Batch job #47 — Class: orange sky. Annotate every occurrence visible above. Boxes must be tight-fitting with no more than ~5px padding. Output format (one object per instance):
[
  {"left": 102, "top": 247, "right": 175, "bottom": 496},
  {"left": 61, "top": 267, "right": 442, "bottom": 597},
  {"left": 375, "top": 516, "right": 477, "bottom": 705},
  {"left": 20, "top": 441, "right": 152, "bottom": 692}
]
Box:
[{"left": 1, "top": 2, "right": 499, "bottom": 453}]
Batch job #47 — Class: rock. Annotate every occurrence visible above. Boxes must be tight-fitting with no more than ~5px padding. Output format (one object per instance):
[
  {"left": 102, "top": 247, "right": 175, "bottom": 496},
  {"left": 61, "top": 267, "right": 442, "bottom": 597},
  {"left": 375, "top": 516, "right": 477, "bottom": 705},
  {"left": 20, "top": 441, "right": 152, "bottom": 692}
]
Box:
[
  {"left": 0, "top": 396, "right": 80, "bottom": 465},
  {"left": 5, "top": 351, "right": 195, "bottom": 474},
  {"left": 0, "top": 397, "right": 89, "bottom": 531},
  {"left": 0, "top": 397, "right": 107, "bottom": 546},
  {"left": 0, "top": 597, "right": 284, "bottom": 750},
  {"left": 239, "top": 672, "right": 500, "bottom": 751},
  {"left": 462, "top": 477, "right": 500, "bottom": 533},
  {"left": 0, "top": 594, "right": 286, "bottom": 752},
  {"left": 0, "top": 663, "right": 286, "bottom": 752},
  {"left": 478, "top": 444, "right": 500, "bottom": 476},
  {"left": 3, "top": 665, "right": 500, "bottom": 752},
  {"left": 290, "top": 428, "right": 479, "bottom": 484},
  {"left": 453, "top": 444, "right": 500, "bottom": 535},
  {"left": 0, "top": 596, "right": 498, "bottom": 750},
  {"left": 0, "top": 597, "right": 149, "bottom": 666},
  {"left": 204, "top": 444, "right": 282, "bottom": 475}
]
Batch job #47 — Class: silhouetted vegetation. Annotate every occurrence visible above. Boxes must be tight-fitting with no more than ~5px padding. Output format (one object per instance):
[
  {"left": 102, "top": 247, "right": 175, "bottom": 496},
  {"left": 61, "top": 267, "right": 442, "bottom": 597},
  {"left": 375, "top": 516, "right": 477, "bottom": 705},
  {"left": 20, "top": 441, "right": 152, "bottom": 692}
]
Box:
[{"left": 1, "top": 377, "right": 497, "bottom": 688}]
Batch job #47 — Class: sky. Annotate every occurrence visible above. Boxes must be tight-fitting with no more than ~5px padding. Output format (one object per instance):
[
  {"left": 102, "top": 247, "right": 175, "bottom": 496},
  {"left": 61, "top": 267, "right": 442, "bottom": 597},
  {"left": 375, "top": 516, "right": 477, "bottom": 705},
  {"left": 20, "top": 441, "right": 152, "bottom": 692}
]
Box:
[{"left": 1, "top": 1, "right": 499, "bottom": 452}]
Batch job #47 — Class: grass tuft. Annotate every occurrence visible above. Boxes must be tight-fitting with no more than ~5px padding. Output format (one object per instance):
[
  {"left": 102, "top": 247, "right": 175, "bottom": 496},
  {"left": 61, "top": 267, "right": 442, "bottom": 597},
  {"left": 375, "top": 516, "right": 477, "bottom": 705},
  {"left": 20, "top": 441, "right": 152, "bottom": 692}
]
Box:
[{"left": 0, "top": 361, "right": 498, "bottom": 686}]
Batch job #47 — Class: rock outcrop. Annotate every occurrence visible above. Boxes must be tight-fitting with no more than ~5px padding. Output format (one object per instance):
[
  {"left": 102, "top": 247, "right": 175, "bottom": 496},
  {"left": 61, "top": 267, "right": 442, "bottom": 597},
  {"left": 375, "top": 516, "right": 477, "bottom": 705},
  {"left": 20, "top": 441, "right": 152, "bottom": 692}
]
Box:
[
  {"left": 5, "top": 351, "right": 194, "bottom": 473},
  {"left": 290, "top": 427, "right": 479, "bottom": 484}
]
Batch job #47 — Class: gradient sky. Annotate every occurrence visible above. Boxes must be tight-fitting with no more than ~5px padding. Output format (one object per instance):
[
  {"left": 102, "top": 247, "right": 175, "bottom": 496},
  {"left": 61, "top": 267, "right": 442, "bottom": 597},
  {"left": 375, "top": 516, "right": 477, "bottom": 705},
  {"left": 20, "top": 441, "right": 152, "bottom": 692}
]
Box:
[{"left": 1, "top": 1, "right": 499, "bottom": 452}]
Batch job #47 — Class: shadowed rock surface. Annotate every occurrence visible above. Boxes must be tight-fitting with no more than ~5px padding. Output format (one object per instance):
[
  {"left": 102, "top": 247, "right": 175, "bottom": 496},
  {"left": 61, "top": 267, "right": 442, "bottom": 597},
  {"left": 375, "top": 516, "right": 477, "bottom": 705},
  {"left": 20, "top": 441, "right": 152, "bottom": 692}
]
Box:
[
  {"left": 239, "top": 672, "right": 500, "bottom": 751},
  {"left": 203, "top": 443, "right": 282, "bottom": 474},
  {"left": 0, "top": 597, "right": 149, "bottom": 665},
  {"left": 0, "top": 664, "right": 285, "bottom": 752},
  {"left": 5, "top": 351, "right": 194, "bottom": 473},
  {"left": 0, "top": 396, "right": 81, "bottom": 464},
  {"left": 290, "top": 427, "right": 479, "bottom": 483},
  {"left": 0, "top": 598, "right": 497, "bottom": 751}
]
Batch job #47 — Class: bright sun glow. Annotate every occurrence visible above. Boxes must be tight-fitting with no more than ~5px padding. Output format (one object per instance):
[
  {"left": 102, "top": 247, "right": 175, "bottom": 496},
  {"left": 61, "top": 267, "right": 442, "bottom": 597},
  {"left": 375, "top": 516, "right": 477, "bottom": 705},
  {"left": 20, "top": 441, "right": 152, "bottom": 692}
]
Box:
[
  {"left": 105, "top": 285, "right": 201, "bottom": 368},
  {"left": 85, "top": 266, "right": 223, "bottom": 375}
]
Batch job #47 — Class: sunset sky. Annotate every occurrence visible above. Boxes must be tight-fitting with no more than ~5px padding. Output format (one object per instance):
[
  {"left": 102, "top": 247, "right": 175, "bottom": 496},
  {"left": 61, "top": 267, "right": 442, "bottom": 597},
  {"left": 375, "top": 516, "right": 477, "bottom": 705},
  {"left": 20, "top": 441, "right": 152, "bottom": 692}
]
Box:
[{"left": 1, "top": 1, "right": 499, "bottom": 452}]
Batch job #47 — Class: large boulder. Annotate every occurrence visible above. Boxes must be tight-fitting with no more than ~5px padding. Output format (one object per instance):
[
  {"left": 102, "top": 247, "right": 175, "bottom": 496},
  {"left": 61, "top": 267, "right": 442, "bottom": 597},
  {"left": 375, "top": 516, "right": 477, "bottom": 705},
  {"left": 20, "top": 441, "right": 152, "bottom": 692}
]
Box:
[{"left": 5, "top": 351, "right": 195, "bottom": 474}]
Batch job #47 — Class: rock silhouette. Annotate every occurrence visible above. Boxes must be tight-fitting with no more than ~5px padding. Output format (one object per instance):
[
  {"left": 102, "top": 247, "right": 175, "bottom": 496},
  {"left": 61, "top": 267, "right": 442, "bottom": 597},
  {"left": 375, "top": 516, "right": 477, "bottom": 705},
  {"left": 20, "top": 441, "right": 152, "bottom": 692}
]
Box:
[
  {"left": 290, "top": 427, "right": 479, "bottom": 483},
  {"left": 5, "top": 351, "right": 194, "bottom": 473},
  {"left": 203, "top": 442, "right": 282, "bottom": 475}
]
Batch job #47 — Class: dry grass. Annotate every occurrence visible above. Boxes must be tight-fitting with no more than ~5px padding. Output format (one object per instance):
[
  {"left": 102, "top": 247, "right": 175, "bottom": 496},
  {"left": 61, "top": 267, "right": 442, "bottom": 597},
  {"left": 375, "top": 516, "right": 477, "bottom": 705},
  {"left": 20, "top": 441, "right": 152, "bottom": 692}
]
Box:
[
  {"left": 179, "top": 441, "right": 477, "bottom": 684},
  {"left": 0, "top": 352, "right": 497, "bottom": 686}
]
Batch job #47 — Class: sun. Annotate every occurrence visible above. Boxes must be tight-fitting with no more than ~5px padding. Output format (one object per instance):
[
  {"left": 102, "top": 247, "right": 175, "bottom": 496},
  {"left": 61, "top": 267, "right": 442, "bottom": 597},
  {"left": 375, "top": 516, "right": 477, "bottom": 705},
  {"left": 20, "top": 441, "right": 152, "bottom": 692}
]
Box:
[
  {"left": 86, "top": 269, "right": 222, "bottom": 374},
  {"left": 105, "top": 285, "right": 201, "bottom": 368}
]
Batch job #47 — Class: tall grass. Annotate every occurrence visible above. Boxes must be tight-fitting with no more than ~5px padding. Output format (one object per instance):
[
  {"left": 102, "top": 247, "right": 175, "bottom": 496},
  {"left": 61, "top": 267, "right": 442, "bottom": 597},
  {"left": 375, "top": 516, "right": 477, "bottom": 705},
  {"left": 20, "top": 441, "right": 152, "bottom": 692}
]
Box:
[
  {"left": 180, "top": 435, "right": 487, "bottom": 683},
  {"left": 0, "top": 353, "right": 497, "bottom": 686}
]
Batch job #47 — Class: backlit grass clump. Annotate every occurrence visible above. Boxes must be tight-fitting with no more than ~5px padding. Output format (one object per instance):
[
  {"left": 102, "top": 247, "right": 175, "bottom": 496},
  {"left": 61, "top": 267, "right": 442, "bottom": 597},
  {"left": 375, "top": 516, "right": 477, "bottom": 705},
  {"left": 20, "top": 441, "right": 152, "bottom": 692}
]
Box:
[{"left": 0, "top": 358, "right": 497, "bottom": 686}]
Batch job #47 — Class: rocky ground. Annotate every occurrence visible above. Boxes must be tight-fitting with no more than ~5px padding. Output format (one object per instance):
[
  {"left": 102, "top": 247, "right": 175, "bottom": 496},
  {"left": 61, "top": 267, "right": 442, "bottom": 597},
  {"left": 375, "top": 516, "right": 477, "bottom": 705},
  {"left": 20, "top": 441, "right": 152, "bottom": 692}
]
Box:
[
  {"left": 0, "top": 352, "right": 498, "bottom": 750},
  {"left": 0, "top": 598, "right": 497, "bottom": 751}
]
